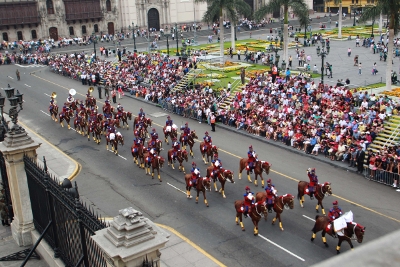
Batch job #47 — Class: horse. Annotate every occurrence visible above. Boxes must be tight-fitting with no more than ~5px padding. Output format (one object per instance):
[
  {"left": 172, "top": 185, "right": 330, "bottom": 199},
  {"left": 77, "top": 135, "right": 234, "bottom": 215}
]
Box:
[
  {"left": 59, "top": 110, "right": 73, "bottom": 130},
  {"left": 134, "top": 127, "right": 147, "bottom": 141},
  {"left": 297, "top": 181, "right": 332, "bottom": 214},
  {"left": 143, "top": 153, "right": 165, "bottom": 181},
  {"left": 106, "top": 133, "right": 124, "bottom": 155},
  {"left": 85, "top": 97, "right": 96, "bottom": 109},
  {"left": 163, "top": 126, "right": 177, "bottom": 144},
  {"left": 200, "top": 142, "right": 218, "bottom": 165},
  {"left": 184, "top": 174, "right": 211, "bottom": 207},
  {"left": 206, "top": 167, "right": 235, "bottom": 198},
  {"left": 311, "top": 215, "right": 366, "bottom": 254},
  {"left": 49, "top": 105, "right": 58, "bottom": 122},
  {"left": 88, "top": 122, "right": 102, "bottom": 144},
  {"left": 131, "top": 144, "right": 147, "bottom": 167},
  {"left": 180, "top": 130, "right": 198, "bottom": 157},
  {"left": 238, "top": 159, "right": 271, "bottom": 186},
  {"left": 147, "top": 139, "right": 163, "bottom": 155},
  {"left": 234, "top": 199, "right": 267, "bottom": 236},
  {"left": 167, "top": 149, "right": 188, "bottom": 172},
  {"left": 121, "top": 111, "right": 132, "bottom": 129},
  {"left": 74, "top": 115, "right": 86, "bottom": 135},
  {"left": 256, "top": 192, "right": 294, "bottom": 231}
]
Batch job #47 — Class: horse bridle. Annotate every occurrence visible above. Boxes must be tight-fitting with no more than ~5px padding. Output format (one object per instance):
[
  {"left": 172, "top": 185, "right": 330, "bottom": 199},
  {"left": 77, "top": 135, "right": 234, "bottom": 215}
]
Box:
[
  {"left": 202, "top": 177, "right": 210, "bottom": 190},
  {"left": 341, "top": 223, "right": 358, "bottom": 241},
  {"left": 254, "top": 202, "right": 265, "bottom": 217},
  {"left": 219, "top": 171, "right": 233, "bottom": 182}
]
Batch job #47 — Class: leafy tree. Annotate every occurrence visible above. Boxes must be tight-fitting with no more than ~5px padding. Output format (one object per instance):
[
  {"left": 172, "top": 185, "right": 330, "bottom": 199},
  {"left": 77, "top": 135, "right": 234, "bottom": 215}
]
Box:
[
  {"left": 255, "top": 0, "right": 308, "bottom": 65},
  {"left": 360, "top": 0, "right": 400, "bottom": 90},
  {"left": 195, "top": 0, "right": 251, "bottom": 63}
]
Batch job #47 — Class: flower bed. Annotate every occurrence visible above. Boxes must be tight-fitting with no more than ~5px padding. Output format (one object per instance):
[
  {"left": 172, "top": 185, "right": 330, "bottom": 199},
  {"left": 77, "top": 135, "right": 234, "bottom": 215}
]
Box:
[{"left": 381, "top": 88, "right": 400, "bottom": 97}]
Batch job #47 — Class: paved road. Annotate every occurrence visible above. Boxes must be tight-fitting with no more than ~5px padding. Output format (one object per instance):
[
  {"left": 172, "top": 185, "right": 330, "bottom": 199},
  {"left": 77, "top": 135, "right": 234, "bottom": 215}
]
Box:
[{"left": 1, "top": 64, "right": 399, "bottom": 266}]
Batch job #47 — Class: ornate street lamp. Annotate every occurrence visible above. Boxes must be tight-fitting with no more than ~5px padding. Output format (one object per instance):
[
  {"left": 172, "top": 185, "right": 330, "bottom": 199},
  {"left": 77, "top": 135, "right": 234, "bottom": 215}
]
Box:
[
  {"left": 175, "top": 23, "right": 180, "bottom": 56},
  {"left": 316, "top": 39, "right": 330, "bottom": 84},
  {"left": 132, "top": 22, "right": 137, "bottom": 52},
  {"left": 92, "top": 31, "right": 97, "bottom": 58},
  {"left": 1, "top": 87, "right": 24, "bottom": 135},
  {"left": 165, "top": 33, "right": 171, "bottom": 56}
]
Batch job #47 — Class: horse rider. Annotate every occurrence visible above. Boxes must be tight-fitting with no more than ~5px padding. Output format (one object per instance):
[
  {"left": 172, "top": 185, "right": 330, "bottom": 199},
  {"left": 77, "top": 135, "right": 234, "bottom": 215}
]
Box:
[
  {"left": 165, "top": 115, "right": 173, "bottom": 132},
  {"left": 243, "top": 186, "right": 255, "bottom": 218},
  {"left": 211, "top": 159, "right": 222, "bottom": 180},
  {"left": 116, "top": 103, "right": 124, "bottom": 119},
  {"left": 107, "top": 124, "right": 116, "bottom": 134},
  {"left": 202, "top": 131, "right": 212, "bottom": 152},
  {"left": 328, "top": 200, "right": 343, "bottom": 222},
  {"left": 138, "top": 108, "right": 145, "bottom": 121},
  {"left": 147, "top": 147, "right": 157, "bottom": 165},
  {"left": 150, "top": 128, "right": 159, "bottom": 147},
  {"left": 134, "top": 124, "right": 143, "bottom": 138},
  {"left": 190, "top": 162, "right": 200, "bottom": 186},
  {"left": 265, "top": 179, "right": 278, "bottom": 213},
  {"left": 67, "top": 94, "right": 74, "bottom": 105},
  {"left": 247, "top": 145, "right": 258, "bottom": 174},
  {"left": 307, "top": 168, "right": 318, "bottom": 199},
  {"left": 49, "top": 98, "right": 55, "bottom": 112},
  {"left": 172, "top": 138, "right": 180, "bottom": 162},
  {"left": 132, "top": 137, "right": 142, "bottom": 153},
  {"left": 182, "top": 122, "right": 190, "bottom": 141},
  {"left": 328, "top": 200, "right": 343, "bottom": 236}
]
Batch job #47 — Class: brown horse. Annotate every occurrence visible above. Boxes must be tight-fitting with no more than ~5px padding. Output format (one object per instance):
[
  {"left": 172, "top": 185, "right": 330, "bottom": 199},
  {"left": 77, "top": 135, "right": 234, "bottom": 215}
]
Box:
[
  {"left": 49, "top": 105, "right": 58, "bottom": 122},
  {"left": 184, "top": 174, "right": 211, "bottom": 206},
  {"left": 85, "top": 97, "right": 96, "bottom": 109},
  {"left": 163, "top": 126, "right": 177, "bottom": 144},
  {"left": 106, "top": 133, "right": 124, "bottom": 155},
  {"left": 131, "top": 144, "right": 147, "bottom": 166},
  {"left": 200, "top": 142, "right": 218, "bottom": 165},
  {"left": 311, "top": 215, "right": 366, "bottom": 254},
  {"left": 59, "top": 110, "right": 73, "bottom": 129},
  {"left": 74, "top": 115, "right": 86, "bottom": 135},
  {"left": 121, "top": 111, "right": 132, "bottom": 129},
  {"left": 180, "top": 131, "right": 198, "bottom": 157},
  {"left": 206, "top": 166, "right": 235, "bottom": 198},
  {"left": 256, "top": 192, "right": 294, "bottom": 231},
  {"left": 88, "top": 122, "right": 102, "bottom": 144},
  {"left": 142, "top": 153, "right": 165, "bottom": 181},
  {"left": 297, "top": 181, "right": 332, "bottom": 214},
  {"left": 238, "top": 159, "right": 271, "bottom": 187},
  {"left": 167, "top": 149, "right": 188, "bottom": 172},
  {"left": 234, "top": 200, "right": 267, "bottom": 236},
  {"left": 147, "top": 139, "right": 163, "bottom": 155}
]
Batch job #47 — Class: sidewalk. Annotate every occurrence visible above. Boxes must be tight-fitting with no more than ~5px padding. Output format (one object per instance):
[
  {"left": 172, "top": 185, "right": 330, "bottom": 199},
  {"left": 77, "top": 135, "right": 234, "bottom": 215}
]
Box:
[{"left": 0, "top": 121, "right": 222, "bottom": 266}]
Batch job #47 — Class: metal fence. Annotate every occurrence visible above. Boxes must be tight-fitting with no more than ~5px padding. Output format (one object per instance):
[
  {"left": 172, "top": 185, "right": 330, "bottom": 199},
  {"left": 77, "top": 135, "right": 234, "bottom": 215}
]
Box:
[
  {"left": 24, "top": 156, "right": 108, "bottom": 267},
  {"left": 0, "top": 151, "right": 12, "bottom": 211},
  {"left": 363, "top": 166, "right": 400, "bottom": 189}
]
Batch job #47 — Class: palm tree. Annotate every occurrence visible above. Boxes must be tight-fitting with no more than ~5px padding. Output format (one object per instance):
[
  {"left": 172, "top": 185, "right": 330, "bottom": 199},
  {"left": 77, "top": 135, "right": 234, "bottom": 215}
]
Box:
[
  {"left": 360, "top": 1, "right": 400, "bottom": 90},
  {"left": 332, "top": 0, "right": 343, "bottom": 39},
  {"left": 255, "top": 0, "right": 308, "bottom": 65},
  {"left": 195, "top": 0, "right": 251, "bottom": 64}
]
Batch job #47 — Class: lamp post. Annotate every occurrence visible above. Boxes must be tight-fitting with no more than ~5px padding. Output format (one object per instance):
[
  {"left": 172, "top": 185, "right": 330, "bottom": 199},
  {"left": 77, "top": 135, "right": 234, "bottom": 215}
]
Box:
[
  {"left": 316, "top": 39, "right": 330, "bottom": 85},
  {"left": 165, "top": 33, "right": 171, "bottom": 56},
  {"left": 92, "top": 31, "right": 97, "bottom": 59},
  {"left": 133, "top": 23, "right": 137, "bottom": 52},
  {"left": 175, "top": 23, "right": 179, "bottom": 56},
  {"left": 0, "top": 92, "right": 7, "bottom": 141},
  {"left": 353, "top": 7, "right": 356, "bottom": 26},
  {"left": 1, "top": 87, "right": 24, "bottom": 135}
]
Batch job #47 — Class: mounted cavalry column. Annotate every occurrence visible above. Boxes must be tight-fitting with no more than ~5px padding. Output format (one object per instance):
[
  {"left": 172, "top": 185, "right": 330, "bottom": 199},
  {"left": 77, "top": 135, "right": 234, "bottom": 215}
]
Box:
[{"left": 0, "top": 126, "right": 40, "bottom": 246}]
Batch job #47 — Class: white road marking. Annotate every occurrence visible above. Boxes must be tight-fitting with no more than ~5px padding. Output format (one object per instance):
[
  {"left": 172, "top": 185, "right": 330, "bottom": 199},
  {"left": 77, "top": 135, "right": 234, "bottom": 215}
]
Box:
[
  {"left": 302, "top": 215, "right": 316, "bottom": 222},
  {"left": 15, "top": 64, "right": 46, "bottom": 68},
  {"left": 258, "top": 234, "right": 305, "bottom": 262},
  {"left": 107, "top": 150, "right": 127, "bottom": 160},
  {"left": 40, "top": 110, "right": 50, "bottom": 116},
  {"left": 24, "top": 84, "right": 31, "bottom": 88},
  {"left": 44, "top": 93, "right": 51, "bottom": 97},
  {"left": 7, "top": 76, "right": 14, "bottom": 79},
  {"left": 167, "top": 182, "right": 187, "bottom": 195}
]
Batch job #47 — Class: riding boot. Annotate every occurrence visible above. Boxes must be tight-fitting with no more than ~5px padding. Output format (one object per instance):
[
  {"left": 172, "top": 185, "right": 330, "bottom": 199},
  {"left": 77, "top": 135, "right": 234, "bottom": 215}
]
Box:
[
  {"left": 268, "top": 204, "right": 273, "bottom": 213},
  {"left": 244, "top": 212, "right": 248, "bottom": 218},
  {"left": 310, "top": 192, "right": 314, "bottom": 200}
]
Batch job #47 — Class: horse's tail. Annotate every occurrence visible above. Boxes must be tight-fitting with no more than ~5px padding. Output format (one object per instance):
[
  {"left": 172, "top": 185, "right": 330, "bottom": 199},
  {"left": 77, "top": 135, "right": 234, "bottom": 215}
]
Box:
[{"left": 311, "top": 215, "right": 320, "bottom": 232}]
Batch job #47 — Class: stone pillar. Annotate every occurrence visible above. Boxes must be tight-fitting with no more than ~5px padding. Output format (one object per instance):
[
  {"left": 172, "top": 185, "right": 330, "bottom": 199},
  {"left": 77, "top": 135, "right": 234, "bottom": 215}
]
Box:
[
  {"left": 0, "top": 127, "right": 40, "bottom": 246},
  {"left": 92, "top": 207, "right": 169, "bottom": 267}
]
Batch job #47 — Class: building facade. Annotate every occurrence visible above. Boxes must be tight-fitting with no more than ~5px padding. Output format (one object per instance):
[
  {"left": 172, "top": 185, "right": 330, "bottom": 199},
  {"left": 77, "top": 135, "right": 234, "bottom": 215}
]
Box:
[
  {"left": 0, "top": 0, "right": 119, "bottom": 42},
  {"left": 118, "top": 0, "right": 208, "bottom": 33}
]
